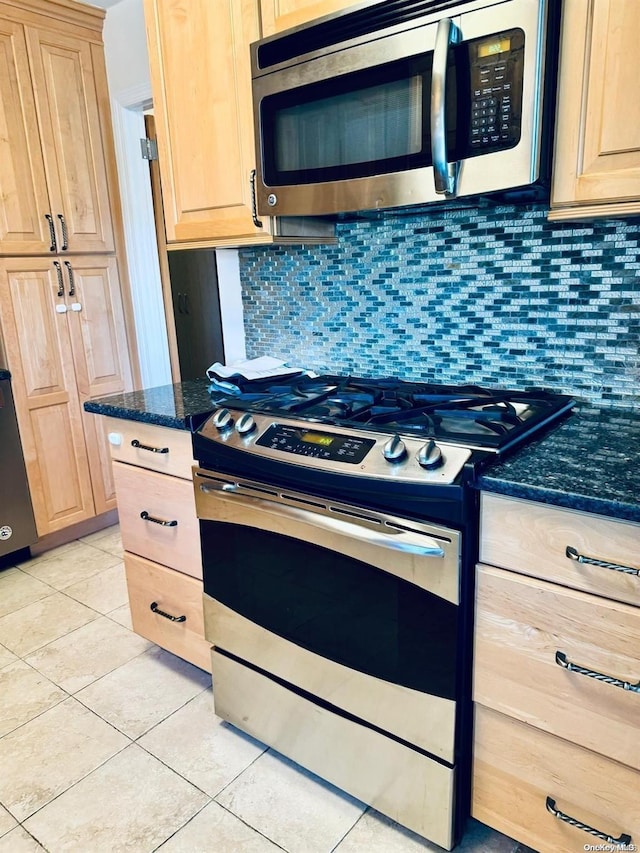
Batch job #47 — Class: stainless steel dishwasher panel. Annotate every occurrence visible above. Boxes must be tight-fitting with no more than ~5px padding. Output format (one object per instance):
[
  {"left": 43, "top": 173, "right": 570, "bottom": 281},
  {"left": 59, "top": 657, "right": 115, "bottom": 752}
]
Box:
[{"left": 0, "top": 374, "right": 37, "bottom": 557}]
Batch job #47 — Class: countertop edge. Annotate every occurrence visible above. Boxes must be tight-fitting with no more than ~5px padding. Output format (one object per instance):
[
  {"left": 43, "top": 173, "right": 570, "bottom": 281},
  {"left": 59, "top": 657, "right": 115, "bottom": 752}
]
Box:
[
  {"left": 84, "top": 401, "right": 190, "bottom": 431},
  {"left": 477, "top": 476, "right": 640, "bottom": 524}
]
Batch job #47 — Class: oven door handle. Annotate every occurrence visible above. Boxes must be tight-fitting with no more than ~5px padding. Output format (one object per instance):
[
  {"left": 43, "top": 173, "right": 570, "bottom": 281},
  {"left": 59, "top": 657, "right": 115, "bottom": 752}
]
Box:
[{"left": 198, "top": 481, "right": 446, "bottom": 558}]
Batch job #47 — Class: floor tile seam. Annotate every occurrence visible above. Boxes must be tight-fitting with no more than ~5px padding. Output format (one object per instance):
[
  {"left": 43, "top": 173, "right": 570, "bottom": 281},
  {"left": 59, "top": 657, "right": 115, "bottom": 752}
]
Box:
[
  {"left": 78, "top": 540, "right": 124, "bottom": 559},
  {"left": 0, "top": 663, "right": 69, "bottom": 740},
  {"left": 17, "top": 739, "right": 134, "bottom": 828},
  {"left": 26, "top": 638, "right": 160, "bottom": 698},
  {"left": 150, "top": 798, "right": 214, "bottom": 852},
  {"left": 13, "top": 823, "right": 52, "bottom": 852},
  {"left": 18, "top": 609, "right": 130, "bottom": 663},
  {"left": 0, "top": 587, "right": 59, "bottom": 623},
  {"left": 133, "top": 738, "right": 219, "bottom": 802},
  {"left": 19, "top": 552, "right": 124, "bottom": 591},
  {"left": 0, "top": 691, "right": 132, "bottom": 759},
  {"left": 329, "top": 807, "right": 371, "bottom": 852},
  {"left": 209, "top": 744, "right": 281, "bottom": 810},
  {"left": 71, "top": 653, "right": 210, "bottom": 739},
  {"left": 202, "top": 800, "right": 293, "bottom": 853}
]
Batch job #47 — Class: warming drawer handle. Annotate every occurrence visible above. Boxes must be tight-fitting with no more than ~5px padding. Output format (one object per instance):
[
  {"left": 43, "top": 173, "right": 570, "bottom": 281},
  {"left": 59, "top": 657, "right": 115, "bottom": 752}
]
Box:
[
  {"left": 431, "top": 18, "right": 460, "bottom": 195},
  {"left": 565, "top": 545, "right": 639, "bottom": 577},
  {"left": 150, "top": 601, "right": 186, "bottom": 623},
  {"left": 140, "top": 510, "right": 178, "bottom": 527},
  {"left": 555, "top": 650, "right": 640, "bottom": 694},
  {"left": 198, "top": 481, "right": 445, "bottom": 558},
  {"left": 545, "top": 797, "right": 632, "bottom": 846},
  {"left": 131, "top": 439, "right": 169, "bottom": 454}
]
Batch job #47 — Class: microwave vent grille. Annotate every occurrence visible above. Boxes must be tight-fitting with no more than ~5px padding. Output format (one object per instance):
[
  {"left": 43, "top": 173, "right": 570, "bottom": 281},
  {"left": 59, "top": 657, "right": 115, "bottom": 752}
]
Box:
[{"left": 257, "top": 0, "right": 484, "bottom": 70}]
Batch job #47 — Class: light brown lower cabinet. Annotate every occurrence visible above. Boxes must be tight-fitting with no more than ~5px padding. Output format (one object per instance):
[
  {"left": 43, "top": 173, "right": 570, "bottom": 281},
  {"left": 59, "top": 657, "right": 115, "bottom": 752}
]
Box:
[
  {"left": 0, "top": 257, "right": 132, "bottom": 535},
  {"left": 104, "top": 419, "right": 211, "bottom": 672},
  {"left": 125, "top": 552, "right": 211, "bottom": 672},
  {"left": 473, "top": 494, "right": 640, "bottom": 852},
  {"left": 473, "top": 706, "right": 639, "bottom": 853}
]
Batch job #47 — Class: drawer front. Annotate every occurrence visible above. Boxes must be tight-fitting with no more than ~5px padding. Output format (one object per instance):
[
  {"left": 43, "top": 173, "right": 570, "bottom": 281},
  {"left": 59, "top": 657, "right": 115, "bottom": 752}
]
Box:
[
  {"left": 474, "top": 564, "right": 640, "bottom": 770},
  {"left": 104, "top": 417, "right": 195, "bottom": 480},
  {"left": 212, "top": 649, "right": 456, "bottom": 851},
  {"left": 125, "top": 552, "right": 211, "bottom": 672},
  {"left": 473, "top": 705, "right": 640, "bottom": 853},
  {"left": 480, "top": 493, "right": 640, "bottom": 607},
  {"left": 113, "top": 462, "right": 202, "bottom": 578}
]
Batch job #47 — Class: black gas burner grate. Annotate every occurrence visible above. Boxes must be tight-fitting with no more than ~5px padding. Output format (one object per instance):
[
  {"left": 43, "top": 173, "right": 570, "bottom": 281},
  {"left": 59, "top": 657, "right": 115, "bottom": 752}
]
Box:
[{"left": 208, "top": 374, "right": 574, "bottom": 450}]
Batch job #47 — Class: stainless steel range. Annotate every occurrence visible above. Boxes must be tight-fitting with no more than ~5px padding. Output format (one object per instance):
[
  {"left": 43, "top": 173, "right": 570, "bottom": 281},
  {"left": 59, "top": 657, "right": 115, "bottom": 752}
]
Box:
[{"left": 192, "top": 376, "right": 574, "bottom": 849}]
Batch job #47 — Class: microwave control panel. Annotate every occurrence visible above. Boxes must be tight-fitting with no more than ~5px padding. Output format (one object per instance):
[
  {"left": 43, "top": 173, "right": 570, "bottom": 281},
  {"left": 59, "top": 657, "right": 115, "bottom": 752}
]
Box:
[{"left": 468, "top": 28, "right": 524, "bottom": 154}]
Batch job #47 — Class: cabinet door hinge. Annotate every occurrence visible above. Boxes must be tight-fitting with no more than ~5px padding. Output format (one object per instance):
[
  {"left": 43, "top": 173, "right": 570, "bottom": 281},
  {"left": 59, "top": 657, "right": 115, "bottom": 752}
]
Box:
[{"left": 140, "top": 137, "right": 158, "bottom": 161}]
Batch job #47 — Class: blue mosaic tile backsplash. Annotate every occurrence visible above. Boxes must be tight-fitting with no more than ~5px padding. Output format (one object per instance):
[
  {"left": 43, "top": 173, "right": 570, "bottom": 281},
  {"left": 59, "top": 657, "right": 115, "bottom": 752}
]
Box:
[{"left": 238, "top": 203, "right": 640, "bottom": 407}]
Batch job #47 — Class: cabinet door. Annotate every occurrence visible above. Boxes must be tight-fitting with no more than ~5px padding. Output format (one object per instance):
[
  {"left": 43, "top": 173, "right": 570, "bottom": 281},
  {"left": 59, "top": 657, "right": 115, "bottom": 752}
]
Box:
[
  {"left": 63, "top": 256, "right": 133, "bottom": 514},
  {"left": 0, "top": 17, "right": 53, "bottom": 254},
  {"left": 144, "top": 0, "right": 265, "bottom": 244},
  {"left": 0, "top": 258, "right": 95, "bottom": 535},
  {"left": 551, "top": 0, "right": 640, "bottom": 218},
  {"left": 260, "top": 0, "right": 360, "bottom": 36},
  {"left": 25, "top": 26, "right": 115, "bottom": 252}
]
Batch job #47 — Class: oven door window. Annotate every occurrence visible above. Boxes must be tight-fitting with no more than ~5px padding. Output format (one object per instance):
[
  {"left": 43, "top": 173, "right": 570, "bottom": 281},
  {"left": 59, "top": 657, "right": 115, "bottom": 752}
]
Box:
[
  {"left": 260, "top": 52, "right": 461, "bottom": 186},
  {"left": 201, "top": 520, "right": 458, "bottom": 701}
]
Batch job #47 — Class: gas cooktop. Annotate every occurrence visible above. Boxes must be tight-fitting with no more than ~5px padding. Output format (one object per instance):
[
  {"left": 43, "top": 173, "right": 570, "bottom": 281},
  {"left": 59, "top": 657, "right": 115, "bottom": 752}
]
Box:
[{"left": 206, "top": 374, "right": 575, "bottom": 452}]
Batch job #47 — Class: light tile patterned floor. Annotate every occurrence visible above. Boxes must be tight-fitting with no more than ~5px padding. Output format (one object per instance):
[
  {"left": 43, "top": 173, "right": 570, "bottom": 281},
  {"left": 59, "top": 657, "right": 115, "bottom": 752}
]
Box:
[{"left": 0, "top": 526, "right": 533, "bottom": 853}]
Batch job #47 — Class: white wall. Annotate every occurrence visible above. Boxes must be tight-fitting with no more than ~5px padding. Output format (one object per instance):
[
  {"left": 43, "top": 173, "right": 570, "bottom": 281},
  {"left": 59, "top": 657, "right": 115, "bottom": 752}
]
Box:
[
  {"left": 101, "top": 0, "right": 172, "bottom": 388},
  {"left": 102, "top": 0, "right": 150, "bottom": 98}
]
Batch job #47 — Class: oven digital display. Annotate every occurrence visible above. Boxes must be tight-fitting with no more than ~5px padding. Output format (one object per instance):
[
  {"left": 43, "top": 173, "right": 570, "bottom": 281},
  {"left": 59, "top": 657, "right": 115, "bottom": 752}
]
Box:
[
  {"left": 477, "top": 37, "right": 511, "bottom": 57},
  {"left": 256, "top": 423, "right": 375, "bottom": 463},
  {"left": 301, "top": 431, "right": 334, "bottom": 446}
]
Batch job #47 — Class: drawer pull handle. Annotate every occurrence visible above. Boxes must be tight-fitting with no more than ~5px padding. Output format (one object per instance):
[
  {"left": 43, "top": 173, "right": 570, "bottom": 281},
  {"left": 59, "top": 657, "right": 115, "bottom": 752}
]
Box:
[
  {"left": 545, "top": 797, "right": 632, "bottom": 845},
  {"left": 150, "top": 602, "right": 186, "bottom": 623},
  {"left": 140, "top": 510, "right": 178, "bottom": 527},
  {"left": 555, "top": 651, "right": 640, "bottom": 693},
  {"left": 566, "top": 545, "right": 639, "bottom": 577},
  {"left": 131, "top": 439, "right": 169, "bottom": 454}
]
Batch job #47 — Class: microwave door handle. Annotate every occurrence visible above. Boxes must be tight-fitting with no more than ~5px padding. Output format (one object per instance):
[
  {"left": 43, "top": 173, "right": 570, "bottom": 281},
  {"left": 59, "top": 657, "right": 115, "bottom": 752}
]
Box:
[{"left": 431, "top": 18, "right": 460, "bottom": 195}]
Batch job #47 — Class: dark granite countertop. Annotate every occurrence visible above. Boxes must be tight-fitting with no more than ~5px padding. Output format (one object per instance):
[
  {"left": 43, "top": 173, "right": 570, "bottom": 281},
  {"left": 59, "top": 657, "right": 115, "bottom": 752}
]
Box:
[
  {"left": 85, "top": 383, "right": 639, "bottom": 523},
  {"left": 84, "top": 379, "right": 214, "bottom": 430},
  {"left": 0, "top": 369, "right": 10, "bottom": 381},
  {"left": 478, "top": 404, "right": 640, "bottom": 523}
]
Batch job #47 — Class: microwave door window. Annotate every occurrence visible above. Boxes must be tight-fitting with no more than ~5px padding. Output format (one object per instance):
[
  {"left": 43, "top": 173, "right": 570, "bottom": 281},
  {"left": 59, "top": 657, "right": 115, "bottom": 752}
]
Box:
[
  {"left": 273, "top": 76, "right": 423, "bottom": 175},
  {"left": 262, "top": 55, "right": 438, "bottom": 185}
]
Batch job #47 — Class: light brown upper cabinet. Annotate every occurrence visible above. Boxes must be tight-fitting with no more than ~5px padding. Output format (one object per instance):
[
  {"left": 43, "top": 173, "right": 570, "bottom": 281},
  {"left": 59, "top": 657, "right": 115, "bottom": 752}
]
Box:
[
  {"left": 0, "top": 6, "right": 115, "bottom": 254},
  {"left": 260, "top": 0, "right": 361, "bottom": 36},
  {"left": 0, "top": 255, "right": 131, "bottom": 534},
  {"left": 550, "top": 0, "right": 640, "bottom": 220},
  {"left": 143, "top": 0, "right": 334, "bottom": 248}
]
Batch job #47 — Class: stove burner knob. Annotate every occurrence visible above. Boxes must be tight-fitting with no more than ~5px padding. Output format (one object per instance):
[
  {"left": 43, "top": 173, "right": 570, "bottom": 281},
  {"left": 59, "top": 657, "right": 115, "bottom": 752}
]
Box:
[
  {"left": 212, "top": 408, "right": 234, "bottom": 432},
  {"left": 235, "top": 413, "right": 256, "bottom": 436},
  {"left": 382, "top": 434, "right": 407, "bottom": 463},
  {"left": 418, "top": 440, "right": 444, "bottom": 470}
]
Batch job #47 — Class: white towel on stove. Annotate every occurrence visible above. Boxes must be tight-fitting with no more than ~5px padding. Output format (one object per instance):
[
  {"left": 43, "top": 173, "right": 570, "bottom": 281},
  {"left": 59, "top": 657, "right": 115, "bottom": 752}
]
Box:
[{"left": 206, "top": 356, "right": 314, "bottom": 383}]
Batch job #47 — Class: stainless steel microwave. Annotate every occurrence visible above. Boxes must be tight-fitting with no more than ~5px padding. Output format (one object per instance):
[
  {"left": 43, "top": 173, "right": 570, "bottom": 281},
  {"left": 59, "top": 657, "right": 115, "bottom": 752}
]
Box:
[{"left": 250, "top": 0, "right": 559, "bottom": 217}]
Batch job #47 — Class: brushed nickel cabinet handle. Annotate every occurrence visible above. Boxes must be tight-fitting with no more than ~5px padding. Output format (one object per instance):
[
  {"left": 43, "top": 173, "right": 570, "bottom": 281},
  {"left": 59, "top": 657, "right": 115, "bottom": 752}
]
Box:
[
  {"left": 555, "top": 650, "right": 640, "bottom": 693},
  {"left": 566, "top": 545, "right": 639, "bottom": 577},
  {"left": 45, "top": 214, "right": 57, "bottom": 251},
  {"left": 140, "top": 510, "right": 177, "bottom": 527},
  {"left": 131, "top": 439, "right": 169, "bottom": 454},
  {"left": 546, "top": 797, "right": 631, "bottom": 845},
  {"left": 150, "top": 602, "right": 185, "bottom": 622}
]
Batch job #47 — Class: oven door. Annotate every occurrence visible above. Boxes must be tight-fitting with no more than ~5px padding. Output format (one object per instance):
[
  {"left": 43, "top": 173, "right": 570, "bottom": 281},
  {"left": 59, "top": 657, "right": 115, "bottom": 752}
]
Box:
[{"left": 194, "top": 467, "right": 462, "bottom": 763}]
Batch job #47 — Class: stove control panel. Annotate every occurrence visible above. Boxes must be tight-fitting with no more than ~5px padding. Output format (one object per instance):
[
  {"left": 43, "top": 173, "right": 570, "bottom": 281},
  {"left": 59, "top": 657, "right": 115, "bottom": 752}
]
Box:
[
  {"left": 256, "top": 424, "right": 375, "bottom": 463},
  {"left": 200, "top": 410, "right": 474, "bottom": 485}
]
